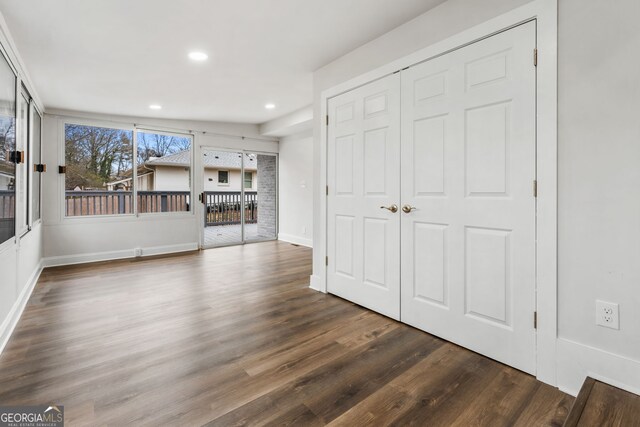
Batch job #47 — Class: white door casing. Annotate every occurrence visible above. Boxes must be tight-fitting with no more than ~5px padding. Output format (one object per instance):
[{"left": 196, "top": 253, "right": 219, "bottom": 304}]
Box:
[
  {"left": 400, "top": 21, "right": 537, "bottom": 373},
  {"left": 327, "top": 74, "right": 401, "bottom": 320}
]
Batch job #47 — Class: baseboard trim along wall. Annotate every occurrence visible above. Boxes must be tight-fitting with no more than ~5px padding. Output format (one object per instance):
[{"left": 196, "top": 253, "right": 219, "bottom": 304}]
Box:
[
  {"left": 557, "top": 337, "right": 640, "bottom": 397},
  {"left": 309, "top": 274, "right": 324, "bottom": 292},
  {"left": 42, "top": 243, "right": 199, "bottom": 268},
  {"left": 0, "top": 262, "right": 43, "bottom": 357},
  {"left": 278, "top": 233, "right": 313, "bottom": 248}
]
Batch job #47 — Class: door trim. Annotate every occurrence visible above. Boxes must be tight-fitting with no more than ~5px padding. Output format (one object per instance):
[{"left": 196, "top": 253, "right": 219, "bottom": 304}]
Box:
[{"left": 316, "top": 0, "right": 557, "bottom": 386}]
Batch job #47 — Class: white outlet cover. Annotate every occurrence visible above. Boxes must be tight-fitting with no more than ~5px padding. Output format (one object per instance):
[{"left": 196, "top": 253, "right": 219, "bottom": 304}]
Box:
[{"left": 596, "top": 300, "right": 619, "bottom": 330}]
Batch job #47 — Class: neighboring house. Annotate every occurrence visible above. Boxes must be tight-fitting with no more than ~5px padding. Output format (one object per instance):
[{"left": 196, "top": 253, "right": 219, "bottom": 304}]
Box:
[
  {"left": 0, "top": 158, "right": 14, "bottom": 190},
  {"left": 107, "top": 150, "right": 258, "bottom": 192}
]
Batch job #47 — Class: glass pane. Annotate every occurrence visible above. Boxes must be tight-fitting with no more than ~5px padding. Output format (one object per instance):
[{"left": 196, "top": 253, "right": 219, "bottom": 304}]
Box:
[
  {"left": 16, "top": 93, "right": 28, "bottom": 233},
  {"left": 65, "top": 124, "right": 133, "bottom": 216},
  {"left": 136, "top": 130, "right": 192, "bottom": 213},
  {"left": 0, "top": 54, "right": 16, "bottom": 245},
  {"left": 244, "top": 153, "right": 277, "bottom": 242},
  {"left": 203, "top": 149, "right": 243, "bottom": 246},
  {"left": 31, "top": 108, "right": 41, "bottom": 223}
]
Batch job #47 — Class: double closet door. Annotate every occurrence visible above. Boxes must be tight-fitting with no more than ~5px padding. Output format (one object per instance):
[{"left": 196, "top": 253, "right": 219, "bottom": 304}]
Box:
[{"left": 327, "top": 22, "right": 537, "bottom": 374}]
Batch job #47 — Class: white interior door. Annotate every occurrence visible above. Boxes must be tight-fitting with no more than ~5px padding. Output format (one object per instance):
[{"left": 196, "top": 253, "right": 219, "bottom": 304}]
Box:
[
  {"left": 400, "top": 22, "right": 537, "bottom": 373},
  {"left": 327, "top": 74, "right": 401, "bottom": 320}
]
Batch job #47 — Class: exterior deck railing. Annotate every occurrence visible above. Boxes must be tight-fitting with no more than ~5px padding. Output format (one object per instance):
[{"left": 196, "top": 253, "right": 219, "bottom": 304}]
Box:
[
  {"left": 65, "top": 190, "right": 190, "bottom": 216},
  {"left": 64, "top": 190, "right": 255, "bottom": 226},
  {"left": 66, "top": 191, "right": 134, "bottom": 216},
  {"left": 0, "top": 190, "right": 14, "bottom": 219},
  {"left": 205, "top": 191, "right": 257, "bottom": 226},
  {"left": 137, "top": 191, "right": 190, "bottom": 213}
]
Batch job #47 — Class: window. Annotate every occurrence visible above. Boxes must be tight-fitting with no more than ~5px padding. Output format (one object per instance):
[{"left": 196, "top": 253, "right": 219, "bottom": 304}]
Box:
[
  {"left": 244, "top": 171, "right": 252, "bottom": 189},
  {"left": 64, "top": 124, "right": 133, "bottom": 216},
  {"left": 31, "top": 107, "right": 42, "bottom": 223},
  {"left": 0, "top": 51, "right": 16, "bottom": 246},
  {"left": 218, "top": 170, "right": 229, "bottom": 184},
  {"left": 16, "top": 89, "right": 29, "bottom": 234},
  {"left": 136, "top": 130, "right": 192, "bottom": 213}
]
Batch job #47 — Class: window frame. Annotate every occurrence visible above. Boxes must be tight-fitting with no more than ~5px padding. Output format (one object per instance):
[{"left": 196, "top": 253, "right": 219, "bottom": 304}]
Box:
[
  {"left": 15, "top": 86, "right": 30, "bottom": 237},
  {"left": 243, "top": 171, "right": 252, "bottom": 189},
  {"left": 134, "top": 127, "right": 194, "bottom": 217},
  {"left": 61, "top": 120, "right": 196, "bottom": 220},
  {"left": 0, "top": 44, "right": 18, "bottom": 253},
  {"left": 61, "top": 118, "right": 136, "bottom": 220},
  {"left": 217, "top": 170, "right": 229, "bottom": 185},
  {"left": 29, "top": 103, "right": 43, "bottom": 226}
]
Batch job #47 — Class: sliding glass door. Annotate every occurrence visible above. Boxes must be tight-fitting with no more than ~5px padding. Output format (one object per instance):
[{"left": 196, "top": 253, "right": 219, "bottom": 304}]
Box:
[{"left": 201, "top": 148, "right": 277, "bottom": 247}]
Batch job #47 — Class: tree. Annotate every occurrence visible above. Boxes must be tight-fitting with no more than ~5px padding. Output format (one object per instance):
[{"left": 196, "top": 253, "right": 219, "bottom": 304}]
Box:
[
  {"left": 137, "top": 132, "right": 191, "bottom": 163},
  {"left": 0, "top": 115, "right": 15, "bottom": 162},
  {"left": 65, "top": 124, "right": 132, "bottom": 190}
]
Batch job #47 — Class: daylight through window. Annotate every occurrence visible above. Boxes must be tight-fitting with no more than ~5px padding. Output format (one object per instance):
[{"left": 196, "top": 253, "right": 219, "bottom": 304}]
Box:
[
  {"left": 0, "top": 52, "right": 16, "bottom": 246},
  {"left": 136, "top": 130, "right": 192, "bottom": 213},
  {"left": 64, "top": 124, "right": 134, "bottom": 216}
]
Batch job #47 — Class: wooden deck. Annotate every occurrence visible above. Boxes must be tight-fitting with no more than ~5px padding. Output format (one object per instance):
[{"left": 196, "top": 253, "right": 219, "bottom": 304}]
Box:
[
  {"left": 204, "top": 223, "right": 274, "bottom": 246},
  {"left": 0, "top": 241, "right": 575, "bottom": 425}
]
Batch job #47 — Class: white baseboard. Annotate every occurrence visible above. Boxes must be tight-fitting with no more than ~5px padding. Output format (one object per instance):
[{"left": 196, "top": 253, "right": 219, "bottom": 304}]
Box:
[
  {"left": 278, "top": 233, "right": 313, "bottom": 248},
  {"left": 557, "top": 337, "right": 640, "bottom": 396},
  {"left": 309, "top": 274, "right": 325, "bottom": 292},
  {"left": 0, "top": 262, "right": 43, "bottom": 356},
  {"left": 43, "top": 242, "right": 199, "bottom": 268}
]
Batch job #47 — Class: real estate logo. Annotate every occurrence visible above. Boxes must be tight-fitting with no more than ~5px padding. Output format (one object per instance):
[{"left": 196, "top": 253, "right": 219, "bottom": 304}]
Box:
[{"left": 0, "top": 405, "right": 63, "bottom": 427}]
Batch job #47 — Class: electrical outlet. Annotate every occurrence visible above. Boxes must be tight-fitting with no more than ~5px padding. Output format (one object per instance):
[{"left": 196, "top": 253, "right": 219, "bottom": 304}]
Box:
[
  {"left": 134, "top": 247, "right": 142, "bottom": 257},
  {"left": 596, "top": 300, "right": 619, "bottom": 330}
]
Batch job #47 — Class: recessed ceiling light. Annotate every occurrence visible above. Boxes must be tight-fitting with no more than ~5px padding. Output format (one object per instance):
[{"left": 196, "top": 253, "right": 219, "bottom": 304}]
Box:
[
  {"left": 265, "top": 103, "right": 276, "bottom": 110},
  {"left": 188, "top": 51, "right": 208, "bottom": 61},
  {"left": 149, "top": 104, "right": 162, "bottom": 110}
]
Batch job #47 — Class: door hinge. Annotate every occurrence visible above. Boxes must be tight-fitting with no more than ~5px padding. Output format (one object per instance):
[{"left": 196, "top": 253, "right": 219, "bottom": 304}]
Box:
[
  {"left": 326, "top": 185, "right": 329, "bottom": 196},
  {"left": 326, "top": 115, "right": 329, "bottom": 126},
  {"left": 325, "top": 256, "right": 328, "bottom": 266},
  {"left": 199, "top": 192, "right": 205, "bottom": 204},
  {"left": 534, "top": 311, "right": 538, "bottom": 329},
  {"left": 533, "top": 48, "right": 538, "bottom": 67},
  {"left": 533, "top": 180, "right": 538, "bottom": 198}
]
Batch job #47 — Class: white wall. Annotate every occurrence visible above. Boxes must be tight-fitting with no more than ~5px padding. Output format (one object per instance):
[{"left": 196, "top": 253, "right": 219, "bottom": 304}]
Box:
[
  {"left": 556, "top": 0, "right": 640, "bottom": 395},
  {"left": 203, "top": 169, "right": 256, "bottom": 192},
  {"left": 42, "top": 111, "right": 278, "bottom": 265},
  {"left": 278, "top": 130, "right": 313, "bottom": 247},
  {"left": 312, "top": 0, "right": 640, "bottom": 396},
  {"left": 0, "top": 9, "right": 45, "bottom": 354},
  {"left": 154, "top": 166, "right": 191, "bottom": 192}
]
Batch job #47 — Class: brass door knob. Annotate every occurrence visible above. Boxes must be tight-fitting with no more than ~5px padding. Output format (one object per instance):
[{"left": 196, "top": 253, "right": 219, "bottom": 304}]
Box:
[
  {"left": 380, "top": 204, "right": 398, "bottom": 213},
  {"left": 402, "top": 205, "right": 417, "bottom": 213}
]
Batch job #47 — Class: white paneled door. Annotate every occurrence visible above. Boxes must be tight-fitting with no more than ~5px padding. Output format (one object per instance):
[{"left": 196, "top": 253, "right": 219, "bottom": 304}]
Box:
[
  {"left": 326, "top": 21, "right": 536, "bottom": 373},
  {"left": 327, "top": 74, "right": 401, "bottom": 320},
  {"left": 400, "top": 21, "right": 537, "bottom": 373}
]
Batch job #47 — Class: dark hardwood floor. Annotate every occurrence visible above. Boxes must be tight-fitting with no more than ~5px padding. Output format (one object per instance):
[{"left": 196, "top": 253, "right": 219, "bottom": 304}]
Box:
[
  {"left": 564, "top": 377, "right": 640, "bottom": 427},
  {"left": 0, "top": 241, "right": 573, "bottom": 426}
]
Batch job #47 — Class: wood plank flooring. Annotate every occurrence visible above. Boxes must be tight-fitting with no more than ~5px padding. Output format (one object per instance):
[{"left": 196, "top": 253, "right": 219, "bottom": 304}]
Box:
[
  {"left": 564, "top": 377, "right": 640, "bottom": 427},
  {"left": 0, "top": 241, "right": 573, "bottom": 426}
]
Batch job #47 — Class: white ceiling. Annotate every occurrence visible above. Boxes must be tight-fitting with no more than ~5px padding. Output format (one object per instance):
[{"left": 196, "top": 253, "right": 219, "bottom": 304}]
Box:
[{"left": 0, "top": 0, "right": 445, "bottom": 124}]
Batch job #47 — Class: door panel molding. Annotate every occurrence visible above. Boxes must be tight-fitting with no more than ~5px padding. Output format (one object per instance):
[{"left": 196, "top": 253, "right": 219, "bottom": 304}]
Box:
[{"left": 318, "top": 0, "right": 557, "bottom": 385}]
